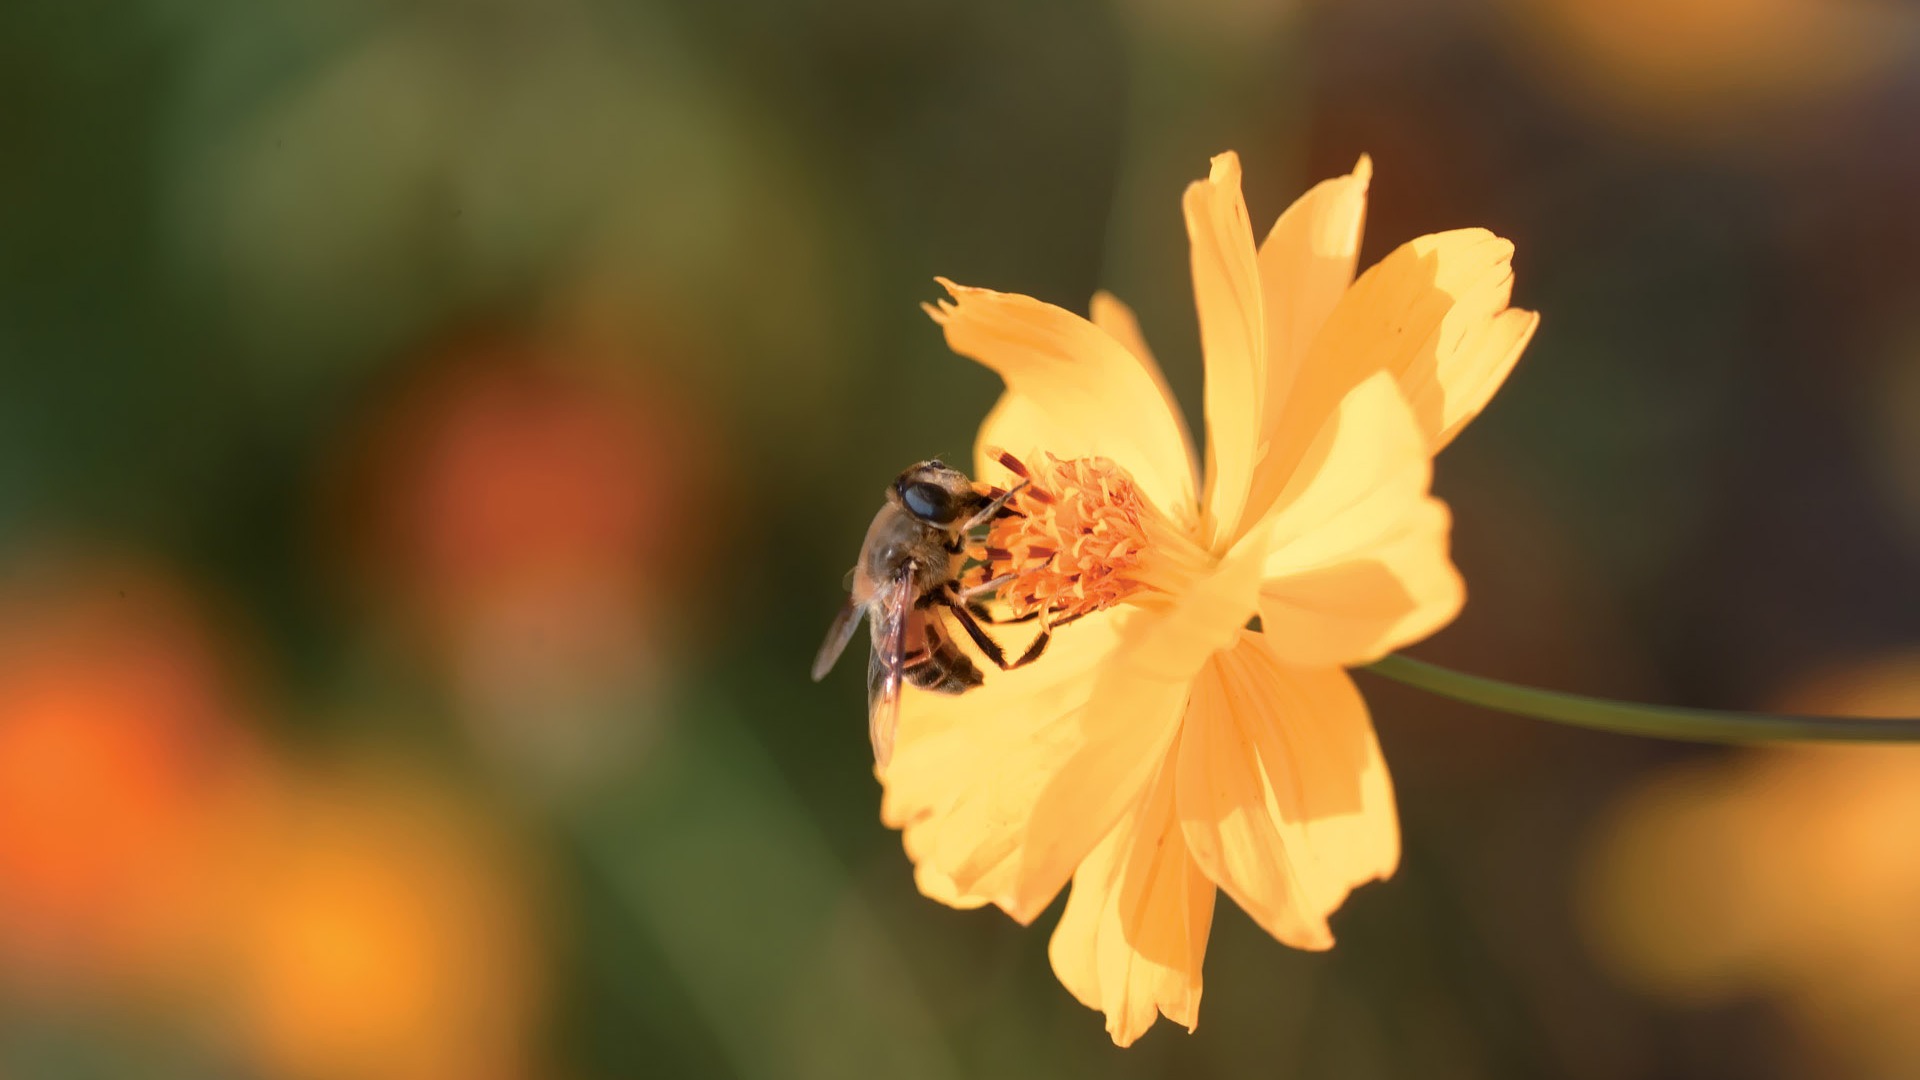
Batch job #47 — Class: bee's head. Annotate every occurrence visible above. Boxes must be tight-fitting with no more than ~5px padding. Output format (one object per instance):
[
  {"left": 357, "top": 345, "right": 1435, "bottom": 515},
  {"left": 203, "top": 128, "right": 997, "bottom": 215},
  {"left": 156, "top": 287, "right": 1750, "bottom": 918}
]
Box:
[{"left": 889, "top": 459, "right": 981, "bottom": 527}]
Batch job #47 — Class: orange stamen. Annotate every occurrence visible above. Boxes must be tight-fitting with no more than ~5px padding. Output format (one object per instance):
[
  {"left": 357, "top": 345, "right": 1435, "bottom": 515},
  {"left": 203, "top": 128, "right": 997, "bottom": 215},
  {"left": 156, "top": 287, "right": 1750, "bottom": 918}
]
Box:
[{"left": 978, "top": 450, "right": 1167, "bottom": 621}]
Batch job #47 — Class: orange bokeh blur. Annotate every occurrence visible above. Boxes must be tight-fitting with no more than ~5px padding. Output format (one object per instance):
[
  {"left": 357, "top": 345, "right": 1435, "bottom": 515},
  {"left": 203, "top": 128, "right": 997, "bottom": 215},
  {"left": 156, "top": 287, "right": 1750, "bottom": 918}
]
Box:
[
  {"left": 331, "top": 333, "right": 723, "bottom": 777},
  {"left": 0, "top": 561, "right": 261, "bottom": 997},
  {"left": 360, "top": 339, "right": 700, "bottom": 635},
  {"left": 1583, "top": 651, "right": 1920, "bottom": 1075},
  {"left": 1500, "top": 0, "right": 1910, "bottom": 136},
  {"left": 213, "top": 762, "right": 544, "bottom": 1080}
]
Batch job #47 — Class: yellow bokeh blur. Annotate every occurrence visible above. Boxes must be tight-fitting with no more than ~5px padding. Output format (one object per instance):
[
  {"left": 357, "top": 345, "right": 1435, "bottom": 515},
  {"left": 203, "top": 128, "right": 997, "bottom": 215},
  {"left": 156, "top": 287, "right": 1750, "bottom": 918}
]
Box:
[
  {"left": 212, "top": 763, "right": 542, "bottom": 1080},
  {"left": 1584, "top": 652, "right": 1920, "bottom": 1075}
]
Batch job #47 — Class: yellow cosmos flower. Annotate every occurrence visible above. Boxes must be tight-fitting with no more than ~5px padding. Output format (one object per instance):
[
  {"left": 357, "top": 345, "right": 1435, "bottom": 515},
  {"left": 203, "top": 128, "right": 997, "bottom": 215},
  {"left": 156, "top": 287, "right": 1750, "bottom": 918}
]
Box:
[{"left": 878, "top": 151, "right": 1538, "bottom": 1046}]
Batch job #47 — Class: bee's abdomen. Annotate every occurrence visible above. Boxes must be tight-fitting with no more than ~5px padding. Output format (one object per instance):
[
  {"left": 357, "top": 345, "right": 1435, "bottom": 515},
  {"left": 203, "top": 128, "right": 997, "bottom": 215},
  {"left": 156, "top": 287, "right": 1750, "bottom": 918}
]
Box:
[{"left": 908, "top": 632, "right": 983, "bottom": 695}]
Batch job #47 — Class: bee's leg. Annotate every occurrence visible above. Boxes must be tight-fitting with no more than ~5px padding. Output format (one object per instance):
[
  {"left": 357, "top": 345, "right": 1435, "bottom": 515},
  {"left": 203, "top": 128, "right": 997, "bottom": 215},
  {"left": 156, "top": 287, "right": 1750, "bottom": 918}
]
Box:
[
  {"left": 959, "top": 542, "right": 1055, "bottom": 608},
  {"left": 955, "top": 573, "right": 1015, "bottom": 601},
  {"left": 941, "top": 584, "right": 1085, "bottom": 671},
  {"left": 967, "top": 594, "right": 1090, "bottom": 629},
  {"left": 959, "top": 479, "right": 1029, "bottom": 533},
  {"left": 1009, "top": 613, "right": 1052, "bottom": 668},
  {"left": 952, "top": 574, "right": 1022, "bottom": 633},
  {"left": 1012, "top": 633, "right": 1048, "bottom": 667},
  {"left": 942, "top": 591, "right": 1010, "bottom": 669},
  {"left": 1006, "top": 608, "right": 1090, "bottom": 667}
]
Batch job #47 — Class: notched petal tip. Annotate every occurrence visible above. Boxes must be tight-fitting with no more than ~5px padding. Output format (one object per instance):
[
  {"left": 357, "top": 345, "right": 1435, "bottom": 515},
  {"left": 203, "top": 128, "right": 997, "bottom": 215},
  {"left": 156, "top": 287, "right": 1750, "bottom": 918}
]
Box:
[
  {"left": 934, "top": 281, "right": 1202, "bottom": 519},
  {"left": 1207, "top": 150, "right": 1243, "bottom": 184},
  {"left": 1291, "top": 925, "right": 1338, "bottom": 952},
  {"left": 927, "top": 276, "right": 1003, "bottom": 312},
  {"left": 1184, "top": 151, "right": 1249, "bottom": 218},
  {"left": 1288, "top": 222, "right": 1538, "bottom": 456},
  {"left": 914, "top": 860, "right": 990, "bottom": 911},
  {"left": 1411, "top": 227, "right": 1511, "bottom": 269}
]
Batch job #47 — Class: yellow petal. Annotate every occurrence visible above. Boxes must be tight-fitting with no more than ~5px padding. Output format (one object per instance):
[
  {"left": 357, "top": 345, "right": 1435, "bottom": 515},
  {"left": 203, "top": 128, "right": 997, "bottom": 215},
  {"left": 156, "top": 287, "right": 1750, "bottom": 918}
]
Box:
[
  {"left": 912, "top": 861, "right": 988, "bottom": 911},
  {"left": 1274, "top": 657, "right": 1400, "bottom": 909},
  {"left": 1183, "top": 152, "right": 1267, "bottom": 550},
  {"left": 1238, "top": 156, "right": 1372, "bottom": 534},
  {"left": 878, "top": 607, "right": 1185, "bottom": 924},
  {"left": 1255, "top": 372, "right": 1463, "bottom": 666},
  {"left": 928, "top": 279, "right": 1198, "bottom": 521},
  {"left": 1367, "top": 232, "right": 1539, "bottom": 451},
  {"left": 1262, "top": 228, "right": 1539, "bottom": 483},
  {"left": 1176, "top": 633, "right": 1399, "bottom": 944},
  {"left": 1260, "top": 499, "right": 1463, "bottom": 667},
  {"left": 1088, "top": 290, "right": 1156, "bottom": 368},
  {"left": 1175, "top": 637, "right": 1332, "bottom": 949},
  {"left": 1282, "top": 657, "right": 1405, "bottom": 899},
  {"left": 881, "top": 515, "right": 1273, "bottom": 923},
  {"left": 1089, "top": 290, "right": 1198, "bottom": 483},
  {"left": 1048, "top": 750, "right": 1215, "bottom": 1047},
  {"left": 1258, "top": 155, "right": 1371, "bottom": 384}
]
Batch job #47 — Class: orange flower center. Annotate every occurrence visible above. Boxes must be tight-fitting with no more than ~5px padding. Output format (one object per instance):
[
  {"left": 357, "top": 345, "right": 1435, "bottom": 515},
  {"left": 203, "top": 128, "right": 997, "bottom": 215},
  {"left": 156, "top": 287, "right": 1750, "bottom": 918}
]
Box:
[{"left": 973, "top": 450, "right": 1194, "bottom": 622}]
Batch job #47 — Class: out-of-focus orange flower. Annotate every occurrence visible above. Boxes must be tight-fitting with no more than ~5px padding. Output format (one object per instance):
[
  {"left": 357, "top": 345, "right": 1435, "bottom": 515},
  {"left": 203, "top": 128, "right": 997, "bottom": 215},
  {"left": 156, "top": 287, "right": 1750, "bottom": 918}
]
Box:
[
  {"left": 0, "top": 563, "right": 260, "bottom": 996},
  {"left": 1500, "top": 0, "right": 1913, "bottom": 136},
  {"left": 334, "top": 336, "right": 721, "bottom": 778},
  {"left": 213, "top": 763, "right": 543, "bottom": 1080},
  {"left": 879, "top": 152, "right": 1537, "bottom": 1044},
  {"left": 1584, "top": 650, "right": 1920, "bottom": 1076}
]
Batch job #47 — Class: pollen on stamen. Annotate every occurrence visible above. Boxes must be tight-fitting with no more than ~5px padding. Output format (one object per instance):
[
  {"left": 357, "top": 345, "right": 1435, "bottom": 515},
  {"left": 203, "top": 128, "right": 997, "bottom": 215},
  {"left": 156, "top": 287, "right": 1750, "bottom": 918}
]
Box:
[{"left": 977, "top": 449, "right": 1157, "bottom": 622}]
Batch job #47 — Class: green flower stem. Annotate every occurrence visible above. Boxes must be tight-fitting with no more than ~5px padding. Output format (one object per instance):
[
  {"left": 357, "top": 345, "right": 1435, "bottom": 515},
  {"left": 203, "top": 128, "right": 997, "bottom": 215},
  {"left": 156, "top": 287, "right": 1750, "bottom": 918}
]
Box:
[{"left": 1362, "top": 654, "right": 1920, "bottom": 743}]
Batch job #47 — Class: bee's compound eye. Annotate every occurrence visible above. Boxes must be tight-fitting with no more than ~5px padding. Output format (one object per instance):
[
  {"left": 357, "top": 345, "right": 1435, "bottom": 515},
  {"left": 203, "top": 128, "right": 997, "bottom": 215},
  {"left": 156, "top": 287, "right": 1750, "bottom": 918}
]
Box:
[{"left": 902, "top": 481, "right": 951, "bottom": 522}]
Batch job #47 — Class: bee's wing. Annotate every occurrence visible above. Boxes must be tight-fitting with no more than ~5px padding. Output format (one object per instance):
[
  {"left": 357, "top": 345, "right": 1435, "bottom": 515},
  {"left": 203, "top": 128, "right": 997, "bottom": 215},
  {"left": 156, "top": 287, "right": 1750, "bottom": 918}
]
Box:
[
  {"left": 865, "top": 565, "right": 915, "bottom": 769},
  {"left": 811, "top": 596, "right": 865, "bottom": 682}
]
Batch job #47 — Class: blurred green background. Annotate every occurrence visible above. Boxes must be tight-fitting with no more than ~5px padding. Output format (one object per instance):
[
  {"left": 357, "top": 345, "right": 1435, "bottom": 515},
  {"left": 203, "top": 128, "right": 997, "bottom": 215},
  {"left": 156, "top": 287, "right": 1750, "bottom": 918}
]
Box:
[{"left": 3, "top": 0, "right": 1919, "bottom": 1077}]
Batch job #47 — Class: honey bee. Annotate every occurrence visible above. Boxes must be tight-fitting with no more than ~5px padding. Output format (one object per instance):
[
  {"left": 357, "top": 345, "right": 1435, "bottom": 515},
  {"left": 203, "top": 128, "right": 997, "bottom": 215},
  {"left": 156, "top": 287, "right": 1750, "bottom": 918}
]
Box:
[{"left": 811, "top": 460, "right": 1043, "bottom": 768}]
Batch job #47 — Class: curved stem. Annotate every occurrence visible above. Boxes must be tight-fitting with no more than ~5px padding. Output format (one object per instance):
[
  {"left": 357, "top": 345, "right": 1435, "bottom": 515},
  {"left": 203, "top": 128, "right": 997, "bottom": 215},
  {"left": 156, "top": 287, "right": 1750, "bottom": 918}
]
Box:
[{"left": 1362, "top": 654, "right": 1920, "bottom": 744}]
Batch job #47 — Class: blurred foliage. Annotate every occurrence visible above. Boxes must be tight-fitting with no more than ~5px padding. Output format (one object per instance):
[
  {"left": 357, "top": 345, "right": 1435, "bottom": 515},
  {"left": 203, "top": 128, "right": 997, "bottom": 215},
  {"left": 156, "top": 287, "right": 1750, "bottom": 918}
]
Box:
[{"left": 1, "top": 0, "right": 1917, "bottom": 1076}]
